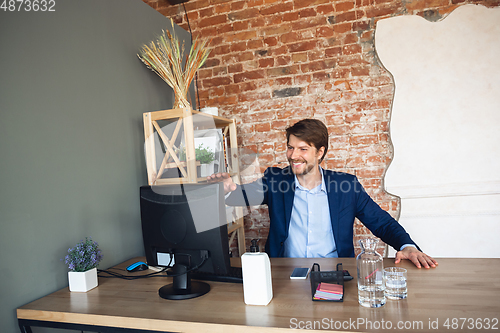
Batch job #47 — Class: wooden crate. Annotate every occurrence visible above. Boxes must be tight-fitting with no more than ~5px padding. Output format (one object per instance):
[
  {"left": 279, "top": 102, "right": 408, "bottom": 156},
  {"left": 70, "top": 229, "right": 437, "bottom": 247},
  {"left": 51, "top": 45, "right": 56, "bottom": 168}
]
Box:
[
  {"left": 143, "top": 107, "right": 246, "bottom": 255},
  {"left": 143, "top": 107, "right": 240, "bottom": 185}
]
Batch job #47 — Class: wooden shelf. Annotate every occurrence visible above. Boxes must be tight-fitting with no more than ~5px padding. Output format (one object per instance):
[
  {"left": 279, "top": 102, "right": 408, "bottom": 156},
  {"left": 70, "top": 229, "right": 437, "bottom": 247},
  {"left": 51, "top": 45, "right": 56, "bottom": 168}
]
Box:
[{"left": 143, "top": 107, "right": 246, "bottom": 255}]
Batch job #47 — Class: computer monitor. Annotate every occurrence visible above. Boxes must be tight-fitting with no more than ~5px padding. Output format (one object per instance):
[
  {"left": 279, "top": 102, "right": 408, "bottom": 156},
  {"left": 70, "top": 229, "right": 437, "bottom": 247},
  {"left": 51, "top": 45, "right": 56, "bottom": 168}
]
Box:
[{"left": 140, "top": 183, "right": 232, "bottom": 300}]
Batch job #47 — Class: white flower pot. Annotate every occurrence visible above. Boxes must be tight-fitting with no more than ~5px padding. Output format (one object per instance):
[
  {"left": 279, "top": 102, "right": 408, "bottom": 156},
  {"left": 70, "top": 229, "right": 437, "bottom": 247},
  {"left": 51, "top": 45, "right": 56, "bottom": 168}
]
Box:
[
  {"left": 200, "top": 162, "right": 215, "bottom": 177},
  {"left": 200, "top": 107, "right": 218, "bottom": 116},
  {"left": 68, "top": 267, "right": 98, "bottom": 292}
]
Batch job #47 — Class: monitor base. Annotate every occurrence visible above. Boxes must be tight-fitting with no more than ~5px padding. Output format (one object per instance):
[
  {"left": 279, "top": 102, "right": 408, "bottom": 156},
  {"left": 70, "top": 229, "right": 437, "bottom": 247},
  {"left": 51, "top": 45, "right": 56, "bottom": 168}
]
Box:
[{"left": 159, "top": 281, "right": 210, "bottom": 300}]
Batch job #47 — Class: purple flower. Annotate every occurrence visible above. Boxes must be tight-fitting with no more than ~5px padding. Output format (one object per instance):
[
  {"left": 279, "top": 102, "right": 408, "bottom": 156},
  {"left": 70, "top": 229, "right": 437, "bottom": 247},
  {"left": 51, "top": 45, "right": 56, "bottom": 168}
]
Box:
[{"left": 62, "top": 237, "right": 103, "bottom": 272}]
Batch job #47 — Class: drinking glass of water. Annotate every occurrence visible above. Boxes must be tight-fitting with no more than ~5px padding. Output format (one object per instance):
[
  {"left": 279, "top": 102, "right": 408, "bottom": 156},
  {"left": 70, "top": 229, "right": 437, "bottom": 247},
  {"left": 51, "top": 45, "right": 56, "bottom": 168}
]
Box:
[{"left": 384, "top": 267, "right": 407, "bottom": 299}]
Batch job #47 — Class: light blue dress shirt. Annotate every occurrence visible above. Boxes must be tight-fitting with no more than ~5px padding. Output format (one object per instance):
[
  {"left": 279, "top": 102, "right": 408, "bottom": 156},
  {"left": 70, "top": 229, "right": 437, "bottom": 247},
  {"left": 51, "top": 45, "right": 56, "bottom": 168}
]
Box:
[{"left": 284, "top": 167, "right": 338, "bottom": 258}]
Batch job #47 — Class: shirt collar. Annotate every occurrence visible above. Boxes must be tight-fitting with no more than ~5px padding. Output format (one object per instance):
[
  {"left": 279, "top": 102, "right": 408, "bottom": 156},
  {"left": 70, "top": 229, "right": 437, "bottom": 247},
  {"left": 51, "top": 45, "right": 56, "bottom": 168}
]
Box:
[{"left": 294, "top": 166, "right": 327, "bottom": 193}]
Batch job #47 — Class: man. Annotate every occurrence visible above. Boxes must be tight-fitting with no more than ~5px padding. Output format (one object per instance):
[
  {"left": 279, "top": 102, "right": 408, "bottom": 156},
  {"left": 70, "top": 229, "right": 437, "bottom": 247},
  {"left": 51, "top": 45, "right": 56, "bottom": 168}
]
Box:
[{"left": 209, "top": 119, "right": 437, "bottom": 269}]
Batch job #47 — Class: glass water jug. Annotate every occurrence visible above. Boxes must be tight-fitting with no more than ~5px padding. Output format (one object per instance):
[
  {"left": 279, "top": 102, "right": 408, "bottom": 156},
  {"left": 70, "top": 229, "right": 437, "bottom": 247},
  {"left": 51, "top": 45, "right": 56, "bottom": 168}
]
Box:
[{"left": 356, "top": 238, "right": 386, "bottom": 308}]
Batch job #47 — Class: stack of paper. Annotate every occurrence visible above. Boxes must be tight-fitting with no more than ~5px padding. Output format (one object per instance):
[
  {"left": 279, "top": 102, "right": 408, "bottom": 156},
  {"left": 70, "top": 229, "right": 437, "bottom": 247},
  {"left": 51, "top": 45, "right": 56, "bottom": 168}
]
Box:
[{"left": 313, "top": 282, "right": 343, "bottom": 301}]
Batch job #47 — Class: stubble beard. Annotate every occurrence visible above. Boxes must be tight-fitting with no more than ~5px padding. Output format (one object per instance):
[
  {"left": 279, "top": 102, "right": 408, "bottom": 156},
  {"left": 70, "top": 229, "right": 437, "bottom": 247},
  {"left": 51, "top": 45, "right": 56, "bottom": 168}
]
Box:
[{"left": 289, "top": 159, "right": 316, "bottom": 176}]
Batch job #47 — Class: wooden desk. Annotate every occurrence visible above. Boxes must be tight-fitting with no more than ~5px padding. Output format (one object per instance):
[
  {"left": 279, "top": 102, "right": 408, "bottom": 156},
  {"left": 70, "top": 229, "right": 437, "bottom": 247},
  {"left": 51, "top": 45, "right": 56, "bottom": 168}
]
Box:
[{"left": 17, "top": 258, "right": 500, "bottom": 332}]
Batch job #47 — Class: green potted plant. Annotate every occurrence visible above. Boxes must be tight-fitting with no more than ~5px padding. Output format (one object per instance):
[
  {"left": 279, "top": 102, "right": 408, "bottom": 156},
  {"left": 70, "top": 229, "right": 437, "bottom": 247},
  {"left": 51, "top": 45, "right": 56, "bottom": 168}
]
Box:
[
  {"left": 196, "top": 143, "right": 215, "bottom": 177},
  {"left": 63, "top": 237, "right": 103, "bottom": 292},
  {"left": 177, "top": 143, "right": 215, "bottom": 177},
  {"left": 195, "top": 143, "right": 215, "bottom": 164}
]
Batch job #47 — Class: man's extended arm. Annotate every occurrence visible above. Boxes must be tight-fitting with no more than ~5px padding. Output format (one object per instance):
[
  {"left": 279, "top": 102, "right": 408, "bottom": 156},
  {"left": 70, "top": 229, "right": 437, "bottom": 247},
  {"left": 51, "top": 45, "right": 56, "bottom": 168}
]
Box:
[
  {"left": 207, "top": 173, "right": 236, "bottom": 194},
  {"left": 353, "top": 176, "right": 438, "bottom": 269},
  {"left": 206, "top": 172, "right": 266, "bottom": 207}
]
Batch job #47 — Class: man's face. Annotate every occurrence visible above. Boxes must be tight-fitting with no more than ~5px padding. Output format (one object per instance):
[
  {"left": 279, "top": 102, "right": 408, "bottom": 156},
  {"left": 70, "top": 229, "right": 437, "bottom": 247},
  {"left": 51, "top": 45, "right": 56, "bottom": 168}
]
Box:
[{"left": 286, "top": 135, "right": 325, "bottom": 176}]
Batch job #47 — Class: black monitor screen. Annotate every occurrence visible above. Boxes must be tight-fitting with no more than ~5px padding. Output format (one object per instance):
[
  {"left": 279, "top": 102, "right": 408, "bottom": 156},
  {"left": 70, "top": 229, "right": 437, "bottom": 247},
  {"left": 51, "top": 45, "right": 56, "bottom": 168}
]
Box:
[{"left": 140, "top": 183, "right": 231, "bottom": 275}]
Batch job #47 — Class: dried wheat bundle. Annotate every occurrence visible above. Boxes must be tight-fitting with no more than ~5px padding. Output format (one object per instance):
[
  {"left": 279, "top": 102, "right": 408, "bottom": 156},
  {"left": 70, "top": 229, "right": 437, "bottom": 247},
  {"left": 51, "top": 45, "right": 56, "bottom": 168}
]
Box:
[{"left": 138, "top": 19, "right": 211, "bottom": 109}]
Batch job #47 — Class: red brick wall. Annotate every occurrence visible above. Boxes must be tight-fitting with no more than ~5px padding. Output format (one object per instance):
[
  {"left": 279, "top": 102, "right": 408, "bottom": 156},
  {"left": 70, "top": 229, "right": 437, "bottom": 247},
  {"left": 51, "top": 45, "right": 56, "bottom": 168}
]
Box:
[{"left": 142, "top": 0, "right": 500, "bottom": 256}]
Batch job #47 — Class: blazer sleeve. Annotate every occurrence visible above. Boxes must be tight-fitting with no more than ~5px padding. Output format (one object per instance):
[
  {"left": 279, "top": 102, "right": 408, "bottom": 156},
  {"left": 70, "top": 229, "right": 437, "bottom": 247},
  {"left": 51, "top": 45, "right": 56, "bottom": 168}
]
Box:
[
  {"left": 225, "top": 177, "right": 267, "bottom": 207},
  {"left": 354, "top": 177, "right": 420, "bottom": 252}
]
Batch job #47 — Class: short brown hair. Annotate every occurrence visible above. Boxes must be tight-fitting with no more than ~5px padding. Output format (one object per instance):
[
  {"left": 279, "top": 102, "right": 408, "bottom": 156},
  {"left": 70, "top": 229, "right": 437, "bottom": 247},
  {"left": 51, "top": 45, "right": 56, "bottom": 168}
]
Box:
[{"left": 286, "top": 119, "right": 329, "bottom": 163}]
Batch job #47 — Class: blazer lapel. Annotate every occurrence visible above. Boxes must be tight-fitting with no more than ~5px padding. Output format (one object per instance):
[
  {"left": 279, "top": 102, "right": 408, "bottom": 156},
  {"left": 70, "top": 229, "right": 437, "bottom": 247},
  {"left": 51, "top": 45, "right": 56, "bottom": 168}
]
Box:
[
  {"left": 282, "top": 167, "right": 295, "bottom": 235},
  {"left": 325, "top": 171, "right": 341, "bottom": 251}
]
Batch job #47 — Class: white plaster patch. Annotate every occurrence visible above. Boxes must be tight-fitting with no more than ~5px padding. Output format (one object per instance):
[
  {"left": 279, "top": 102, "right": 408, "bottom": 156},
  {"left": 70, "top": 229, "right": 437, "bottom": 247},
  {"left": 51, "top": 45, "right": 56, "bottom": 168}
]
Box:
[{"left": 376, "top": 5, "right": 500, "bottom": 257}]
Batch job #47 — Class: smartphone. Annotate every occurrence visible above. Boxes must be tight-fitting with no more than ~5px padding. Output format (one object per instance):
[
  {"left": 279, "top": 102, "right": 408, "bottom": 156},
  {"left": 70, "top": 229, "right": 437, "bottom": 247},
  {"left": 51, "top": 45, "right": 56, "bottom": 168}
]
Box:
[{"left": 290, "top": 267, "right": 311, "bottom": 279}]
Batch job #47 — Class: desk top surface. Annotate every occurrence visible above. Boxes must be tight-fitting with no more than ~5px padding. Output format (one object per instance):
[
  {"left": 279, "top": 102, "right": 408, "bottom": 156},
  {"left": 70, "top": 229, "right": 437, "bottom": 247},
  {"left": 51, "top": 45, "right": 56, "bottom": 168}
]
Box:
[{"left": 17, "top": 257, "right": 500, "bottom": 332}]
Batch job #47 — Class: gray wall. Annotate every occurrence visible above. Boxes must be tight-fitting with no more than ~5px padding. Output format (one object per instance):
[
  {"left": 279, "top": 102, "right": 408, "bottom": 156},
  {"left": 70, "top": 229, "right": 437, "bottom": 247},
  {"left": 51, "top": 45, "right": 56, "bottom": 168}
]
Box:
[{"left": 0, "top": 1, "right": 192, "bottom": 332}]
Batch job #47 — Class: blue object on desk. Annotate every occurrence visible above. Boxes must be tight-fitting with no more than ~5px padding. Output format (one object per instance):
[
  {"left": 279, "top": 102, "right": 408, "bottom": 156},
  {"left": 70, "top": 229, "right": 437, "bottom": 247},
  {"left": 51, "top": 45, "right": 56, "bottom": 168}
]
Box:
[{"left": 126, "top": 261, "right": 148, "bottom": 272}]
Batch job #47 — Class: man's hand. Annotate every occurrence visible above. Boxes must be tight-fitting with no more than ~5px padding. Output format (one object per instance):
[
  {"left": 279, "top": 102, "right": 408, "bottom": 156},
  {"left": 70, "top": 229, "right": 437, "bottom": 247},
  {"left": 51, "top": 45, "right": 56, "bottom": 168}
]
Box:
[
  {"left": 206, "top": 172, "right": 237, "bottom": 194},
  {"left": 395, "top": 247, "right": 438, "bottom": 269}
]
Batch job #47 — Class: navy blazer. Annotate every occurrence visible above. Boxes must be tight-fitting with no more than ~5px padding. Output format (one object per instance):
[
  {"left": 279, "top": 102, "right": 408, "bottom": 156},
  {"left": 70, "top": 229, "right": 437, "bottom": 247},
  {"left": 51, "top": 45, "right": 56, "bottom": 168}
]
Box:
[{"left": 226, "top": 166, "right": 418, "bottom": 257}]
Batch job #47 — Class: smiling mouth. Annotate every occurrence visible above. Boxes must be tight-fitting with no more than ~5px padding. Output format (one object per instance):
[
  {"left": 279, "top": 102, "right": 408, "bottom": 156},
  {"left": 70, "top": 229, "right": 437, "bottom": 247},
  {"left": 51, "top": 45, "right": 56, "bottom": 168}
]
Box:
[{"left": 290, "top": 160, "right": 306, "bottom": 167}]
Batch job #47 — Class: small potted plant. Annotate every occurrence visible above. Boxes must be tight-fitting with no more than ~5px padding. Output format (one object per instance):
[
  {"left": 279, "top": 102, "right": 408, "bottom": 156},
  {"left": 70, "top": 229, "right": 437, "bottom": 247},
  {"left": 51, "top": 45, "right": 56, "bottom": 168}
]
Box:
[
  {"left": 63, "top": 237, "right": 103, "bottom": 292},
  {"left": 177, "top": 143, "right": 215, "bottom": 177}
]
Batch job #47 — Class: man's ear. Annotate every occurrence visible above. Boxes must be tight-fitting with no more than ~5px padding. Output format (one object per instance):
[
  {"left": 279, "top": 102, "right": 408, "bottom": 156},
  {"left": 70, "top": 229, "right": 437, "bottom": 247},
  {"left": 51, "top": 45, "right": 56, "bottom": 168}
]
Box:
[{"left": 317, "top": 146, "right": 325, "bottom": 161}]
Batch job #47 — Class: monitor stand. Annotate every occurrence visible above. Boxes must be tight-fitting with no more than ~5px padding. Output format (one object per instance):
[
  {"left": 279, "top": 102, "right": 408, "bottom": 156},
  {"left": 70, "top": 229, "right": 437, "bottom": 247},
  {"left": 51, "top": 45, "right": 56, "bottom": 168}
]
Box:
[{"left": 159, "top": 254, "right": 210, "bottom": 300}]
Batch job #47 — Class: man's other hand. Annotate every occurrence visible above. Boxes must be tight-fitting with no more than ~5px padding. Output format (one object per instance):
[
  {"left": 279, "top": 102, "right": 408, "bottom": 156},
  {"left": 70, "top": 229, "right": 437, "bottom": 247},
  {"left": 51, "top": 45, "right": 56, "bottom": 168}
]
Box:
[
  {"left": 395, "top": 247, "right": 438, "bottom": 269},
  {"left": 206, "top": 172, "right": 237, "bottom": 194}
]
